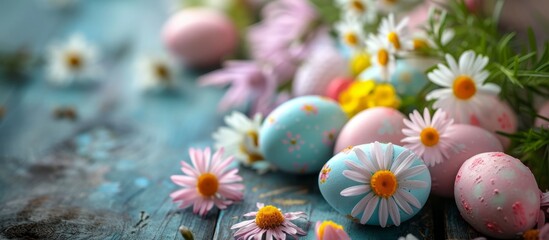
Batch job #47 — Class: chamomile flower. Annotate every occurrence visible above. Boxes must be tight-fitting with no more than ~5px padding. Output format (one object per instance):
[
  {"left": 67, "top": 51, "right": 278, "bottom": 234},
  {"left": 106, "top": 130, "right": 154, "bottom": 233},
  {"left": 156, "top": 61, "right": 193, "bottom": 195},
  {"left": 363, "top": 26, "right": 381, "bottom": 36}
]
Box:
[
  {"left": 170, "top": 147, "right": 244, "bottom": 216},
  {"left": 378, "top": 14, "right": 412, "bottom": 51},
  {"left": 315, "top": 220, "right": 351, "bottom": 240},
  {"left": 135, "top": 55, "right": 179, "bottom": 91},
  {"left": 335, "top": 16, "right": 366, "bottom": 50},
  {"left": 426, "top": 50, "right": 501, "bottom": 123},
  {"left": 213, "top": 111, "right": 273, "bottom": 174},
  {"left": 336, "top": 0, "right": 377, "bottom": 23},
  {"left": 402, "top": 108, "right": 456, "bottom": 167},
  {"left": 45, "top": 34, "right": 101, "bottom": 86},
  {"left": 340, "top": 142, "right": 429, "bottom": 227},
  {"left": 365, "top": 34, "right": 396, "bottom": 81},
  {"left": 231, "top": 203, "right": 307, "bottom": 240}
]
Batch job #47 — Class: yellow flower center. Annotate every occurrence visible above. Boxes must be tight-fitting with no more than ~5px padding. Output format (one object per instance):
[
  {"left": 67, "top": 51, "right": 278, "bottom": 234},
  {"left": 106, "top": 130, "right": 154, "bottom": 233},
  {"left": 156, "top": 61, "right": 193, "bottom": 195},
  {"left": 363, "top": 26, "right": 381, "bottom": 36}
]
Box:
[
  {"left": 344, "top": 33, "right": 359, "bottom": 46},
  {"left": 413, "top": 39, "right": 429, "bottom": 50},
  {"left": 351, "top": 0, "right": 365, "bottom": 12},
  {"left": 65, "top": 52, "right": 83, "bottom": 70},
  {"left": 196, "top": 173, "right": 219, "bottom": 197},
  {"left": 154, "top": 63, "right": 170, "bottom": 81},
  {"left": 452, "top": 75, "right": 477, "bottom": 100},
  {"left": 317, "top": 221, "right": 344, "bottom": 239},
  {"left": 420, "top": 127, "right": 440, "bottom": 147},
  {"left": 370, "top": 170, "right": 398, "bottom": 198},
  {"left": 387, "top": 32, "right": 400, "bottom": 49},
  {"left": 239, "top": 131, "right": 264, "bottom": 163},
  {"left": 255, "top": 205, "right": 285, "bottom": 229},
  {"left": 522, "top": 229, "right": 539, "bottom": 240},
  {"left": 377, "top": 49, "right": 389, "bottom": 66}
]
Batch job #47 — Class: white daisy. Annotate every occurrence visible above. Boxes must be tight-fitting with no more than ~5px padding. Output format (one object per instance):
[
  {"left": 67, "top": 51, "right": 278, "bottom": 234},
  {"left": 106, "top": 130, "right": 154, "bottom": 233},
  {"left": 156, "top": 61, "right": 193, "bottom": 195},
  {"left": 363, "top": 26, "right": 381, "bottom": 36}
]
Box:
[
  {"left": 340, "top": 142, "right": 429, "bottom": 227},
  {"left": 135, "top": 55, "right": 179, "bottom": 91},
  {"left": 213, "top": 111, "right": 273, "bottom": 173},
  {"left": 378, "top": 14, "right": 412, "bottom": 51},
  {"left": 335, "top": 16, "right": 366, "bottom": 50},
  {"left": 402, "top": 108, "right": 456, "bottom": 167},
  {"left": 45, "top": 34, "right": 101, "bottom": 86},
  {"left": 365, "top": 34, "right": 397, "bottom": 81},
  {"left": 336, "top": 0, "right": 377, "bottom": 23},
  {"left": 426, "top": 50, "right": 501, "bottom": 123}
]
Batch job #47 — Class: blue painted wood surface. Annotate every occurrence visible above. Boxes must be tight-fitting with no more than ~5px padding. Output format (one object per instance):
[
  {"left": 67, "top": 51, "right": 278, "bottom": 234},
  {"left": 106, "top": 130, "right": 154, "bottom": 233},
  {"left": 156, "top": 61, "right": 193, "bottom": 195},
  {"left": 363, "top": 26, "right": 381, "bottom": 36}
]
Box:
[{"left": 0, "top": 1, "right": 479, "bottom": 239}]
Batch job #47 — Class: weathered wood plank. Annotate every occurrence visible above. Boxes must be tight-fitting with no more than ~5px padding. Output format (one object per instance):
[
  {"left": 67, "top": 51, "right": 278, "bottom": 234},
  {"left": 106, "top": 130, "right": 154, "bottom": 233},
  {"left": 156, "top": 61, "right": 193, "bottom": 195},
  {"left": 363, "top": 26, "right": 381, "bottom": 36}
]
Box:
[{"left": 442, "top": 198, "right": 483, "bottom": 240}]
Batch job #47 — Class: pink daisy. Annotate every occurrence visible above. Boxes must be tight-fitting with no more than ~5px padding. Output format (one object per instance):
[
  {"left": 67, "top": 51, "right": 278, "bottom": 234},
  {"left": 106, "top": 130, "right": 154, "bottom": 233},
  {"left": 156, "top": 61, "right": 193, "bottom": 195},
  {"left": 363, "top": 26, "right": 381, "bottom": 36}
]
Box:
[
  {"left": 315, "top": 220, "right": 350, "bottom": 240},
  {"left": 170, "top": 147, "right": 244, "bottom": 216},
  {"left": 231, "top": 202, "right": 307, "bottom": 240},
  {"left": 402, "top": 108, "right": 456, "bottom": 167},
  {"left": 340, "top": 142, "right": 429, "bottom": 227}
]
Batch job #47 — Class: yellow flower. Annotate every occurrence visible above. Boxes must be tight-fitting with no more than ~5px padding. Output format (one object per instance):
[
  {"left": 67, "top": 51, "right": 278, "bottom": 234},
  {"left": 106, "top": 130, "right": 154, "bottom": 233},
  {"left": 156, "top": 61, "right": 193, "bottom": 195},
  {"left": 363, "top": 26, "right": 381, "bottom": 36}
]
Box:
[
  {"left": 338, "top": 80, "right": 375, "bottom": 117},
  {"left": 368, "top": 83, "right": 401, "bottom": 108},
  {"left": 349, "top": 52, "right": 371, "bottom": 76}
]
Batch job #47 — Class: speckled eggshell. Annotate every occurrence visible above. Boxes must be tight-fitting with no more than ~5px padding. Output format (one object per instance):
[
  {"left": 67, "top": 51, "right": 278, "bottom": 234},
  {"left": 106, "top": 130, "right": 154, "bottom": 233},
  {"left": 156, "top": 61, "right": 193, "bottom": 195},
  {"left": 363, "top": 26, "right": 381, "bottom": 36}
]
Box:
[
  {"left": 319, "top": 143, "right": 431, "bottom": 226},
  {"left": 535, "top": 101, "right": 549, "bottom": 128},
  {"left": 429, "top": 124, "right": 503, "bottom": 198},
  {"left": 162, "top": 8, "right": 237, "bottom": 68},
  {"left": 259, "top": 96, "right": 348, "bottom": 174},
  {"left": 468, "top": 96, "right": 517, "bottom": 149},
  {"left": 358, "top": 60, "right": 428, "bottom": 98},
  {"left": 454, "top": 152, "right": 540, "bottom": 239},
  {"left": 334, "top": 107, "right": 406, "bottom": 153}
]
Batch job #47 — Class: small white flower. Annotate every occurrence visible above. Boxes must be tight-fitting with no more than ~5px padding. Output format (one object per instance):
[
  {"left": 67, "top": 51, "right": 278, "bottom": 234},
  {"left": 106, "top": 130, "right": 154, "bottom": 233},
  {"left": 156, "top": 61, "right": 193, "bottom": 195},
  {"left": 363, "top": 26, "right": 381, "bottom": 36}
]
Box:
[
  {"left": 336, "top": 0, "right": 377, "bottom": 23},
  {"left": 378, "top": 14, "right": 412, "bottom": 52},
  {"left": 335, "top": 16, "right": 366, "bottom": 50},
  {"left": 45, "top": 34, "right": 101, "bottom": 86},
  {"left": 402, "top": 108, "right": 456, "bottom": 167},
  {"left": 365, "top": 34, "right": 396, "bottom": 81},
  {"left": 398, "top": 233, "right": 420, "bottom": 240},
  {"left": 135, "top": 55, "right": 179, "bottom": 91},
  {"left": 340, "top": 142, "right": 429, "bottom": 227},
  {"left": 426, "top": 50, "right": 501, "bottom": 124},
  {"left": 213, "top": 111, "right": 273, "bottom": 173}
]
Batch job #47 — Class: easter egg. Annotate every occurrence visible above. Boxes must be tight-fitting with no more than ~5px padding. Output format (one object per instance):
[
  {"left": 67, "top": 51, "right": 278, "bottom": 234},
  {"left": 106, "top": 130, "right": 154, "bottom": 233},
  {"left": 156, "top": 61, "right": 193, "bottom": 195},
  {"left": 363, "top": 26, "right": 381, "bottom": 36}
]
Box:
[
  {"left": 259, "top": 96, "right": 348, "bottom": 174},
  {"left": 429, "top": 124, "right": 503, "bottom": 197},
  {"left": 358, "top": 60, "right": 428, "bottom": 97},
  {"left": 325, "top": 77, "right": 353, "bottom": 101},
  {"left": 292, "top": 44, "right": 349, "bottom": 97},
  {"left": 334, "top": 107, "right": 406, "bottom": 153},
  {"left": 469, "top": 97, "right": 517, "bottom": 149},
  {"left": 454, "top": 152, "right": 541, "bottom": 239},
  {"left": 319, "top": 142, "right": 431, "bottom": 226},
  {"left": 162, "top": 8, "right": 237, "bottom": 68},
  {"left": 535, "top": 101, "right": 549, "bottom": 128}
]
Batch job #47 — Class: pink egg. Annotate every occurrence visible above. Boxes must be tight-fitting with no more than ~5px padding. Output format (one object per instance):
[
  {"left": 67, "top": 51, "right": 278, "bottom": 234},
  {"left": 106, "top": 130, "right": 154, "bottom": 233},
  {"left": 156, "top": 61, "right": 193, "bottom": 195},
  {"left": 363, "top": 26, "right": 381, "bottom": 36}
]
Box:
[
  {"left": 162, "top": 8, "right": 237, "bottom": 68},
  {"left": 469, "top": 97, "right": 517, "bottom": 149},
  {"left": 429, "top": 124, "right": 503, "bottom": 198},
  {"left": 325, "top": 77, "right": 353, "bottom": 101},
  {"left": 455, "top": 152, "right": 541, "bottom": 239},
  {"left": 334, "top": 107, "right": 405, "bottom": 153},
  {"left": 535, "top": 101, "right": 549, "bottom": 128}
]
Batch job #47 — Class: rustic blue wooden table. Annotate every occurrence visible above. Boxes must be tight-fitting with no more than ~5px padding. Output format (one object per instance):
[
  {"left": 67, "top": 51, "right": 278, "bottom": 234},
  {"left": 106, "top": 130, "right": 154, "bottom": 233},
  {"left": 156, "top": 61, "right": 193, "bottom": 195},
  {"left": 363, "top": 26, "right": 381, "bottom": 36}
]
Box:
[{"left": 0, "top": 1, "right": 483, "bottom": 239}]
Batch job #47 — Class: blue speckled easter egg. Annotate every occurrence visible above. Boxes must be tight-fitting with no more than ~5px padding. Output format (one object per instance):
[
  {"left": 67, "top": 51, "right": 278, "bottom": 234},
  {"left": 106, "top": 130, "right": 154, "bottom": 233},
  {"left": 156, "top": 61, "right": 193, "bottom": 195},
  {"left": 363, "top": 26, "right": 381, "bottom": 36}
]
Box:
[
  {"left": 259, "top": 96, "right": 348, "bottom": 174},
  {"left": 358, "top": 60, "right": 427, "bottom": 97},
  {"left": 319, "top": 143, "right": 431, "bottom": 226}
]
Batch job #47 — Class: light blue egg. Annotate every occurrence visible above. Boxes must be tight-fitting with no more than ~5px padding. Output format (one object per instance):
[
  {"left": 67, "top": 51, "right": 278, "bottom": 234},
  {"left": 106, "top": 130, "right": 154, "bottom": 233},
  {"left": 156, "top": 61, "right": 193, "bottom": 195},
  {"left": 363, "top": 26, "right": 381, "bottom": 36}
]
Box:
[
  {"left": 318, "top": 143, "right": 431, "bottom": 226},
  {"left": 358, "top": 60, "right": 428, "bottom": 97},
  {"left": 259, "top": 96, "right": 348, "bottom": 174}
]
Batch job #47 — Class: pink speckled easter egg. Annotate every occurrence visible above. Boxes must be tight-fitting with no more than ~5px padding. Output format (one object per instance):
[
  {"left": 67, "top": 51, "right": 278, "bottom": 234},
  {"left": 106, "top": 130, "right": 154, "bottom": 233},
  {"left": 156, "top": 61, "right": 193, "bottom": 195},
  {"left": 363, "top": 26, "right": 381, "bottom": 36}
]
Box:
[
  {"left": 334, "top": 107, "right": 405, "bottom": 153},
  {"left": 292, "top": 44, "right": 349, "bottom": 97},
  {"left": 535, "top": 101, "right": 549, "bottom": 128},
  {"left": 325, "top": 77, "right": 353, "bottom": 101},
  {"left": 162, "top": 8, "right": 237, "bottom": 68},
  {"left": 430, "top": 124, "right": 503, "bottom": 198},
  {"left": 454, "top": 152, "right": 541, "bottom": 239},
  {"left": 469, "top": 97, "right": 517, "bottom": 149}
]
